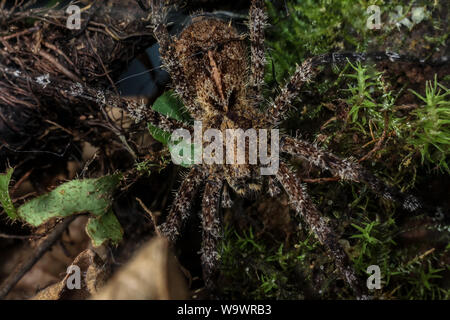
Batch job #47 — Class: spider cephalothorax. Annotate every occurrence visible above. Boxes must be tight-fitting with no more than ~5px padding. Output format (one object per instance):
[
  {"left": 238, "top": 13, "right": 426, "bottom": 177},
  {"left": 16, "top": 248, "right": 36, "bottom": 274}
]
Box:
[
  {"left": 144, "top": 0, "right": 429, "bottom": 299},
  {"left": 175, "top": 17, "right": 248, "bottom": 115},
  {"left": 174, "top": 16, "right": 270, "bottom": 196}
]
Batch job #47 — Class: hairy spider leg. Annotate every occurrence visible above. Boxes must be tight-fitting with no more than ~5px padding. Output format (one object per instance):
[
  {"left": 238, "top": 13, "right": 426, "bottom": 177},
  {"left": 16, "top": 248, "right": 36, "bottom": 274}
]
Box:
[
  {"left": 200, "top": 177, "right": 224, "bottom": 291},
  {"left": 248, "top": 0, "right": 268, "bottom": 105},
  {"left": 281, "top": 136, "right": 423, "bottom": 213},
  {"left": 149, "top": 0, "right": 203, "bottom": 118},
  {"left": 159, "top": 166, "right": 207, "bottom": 242},
  {"left": 276, "top": 162, "right": 368, "bottom": 299}
]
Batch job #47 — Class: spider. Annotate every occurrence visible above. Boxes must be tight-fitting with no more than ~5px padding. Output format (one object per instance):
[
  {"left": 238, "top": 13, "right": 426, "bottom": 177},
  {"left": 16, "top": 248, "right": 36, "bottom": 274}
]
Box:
[
  {"left": 0, "top": 0, "right": 444, "bottom": 301},
  {"left": 139, "top": 0, "right": 428, "bottom": 299}
]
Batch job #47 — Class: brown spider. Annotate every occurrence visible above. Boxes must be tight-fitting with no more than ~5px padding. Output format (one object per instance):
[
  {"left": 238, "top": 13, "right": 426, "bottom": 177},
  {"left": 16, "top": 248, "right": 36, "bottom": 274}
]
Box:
[
  {"left": 0, "top": 0, "right": 441, "bottom": 300},
  {"left": 138, "top": 0, "right": 431, "bottom": 299}
]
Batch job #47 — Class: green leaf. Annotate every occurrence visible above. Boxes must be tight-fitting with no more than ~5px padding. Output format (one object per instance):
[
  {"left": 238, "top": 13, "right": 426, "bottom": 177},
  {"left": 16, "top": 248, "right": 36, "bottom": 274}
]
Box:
[
  {"left": 17, "top": 174, "right": 122, "bottom": 226},
  {"left": 0, "top": 168, "right": 18, "bottom": 219},
  {"left": 168, "top": 137, "right": 200, "bottom": 168},
  {"left": 86, "top": 209, "right": 123, "bottom": 247},
  {"left": 148, "top": 91, "right": 197, "bottom": 168},
  {"left": 147, "top": 123, "right": 196, "bottom": 168},
  {"left": 14, "top": 173, "right": 123, "bottom": 246},
  {"left": 147, "top": 123, "right": 172, "bottom": 145},
  {"left": 0, "top": 168, "right": 123, "bottom": 246},
  {"left": 152, "top": 90, "right": 190, "bottom": 122},
  {"left": 148, "top": 90, "right": 190, "bottom": 145}
]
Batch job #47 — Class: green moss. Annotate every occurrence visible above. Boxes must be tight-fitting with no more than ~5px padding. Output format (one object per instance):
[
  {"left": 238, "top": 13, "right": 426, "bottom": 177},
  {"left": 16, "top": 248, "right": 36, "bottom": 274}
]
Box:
[
  {"left": 265, "top": 0, "right": 370, "bottom": 86},
  {"left": 408, "top": 77, "right": 450, "bottom": 173},
  {"left": 219, "top": 224, "right": 321, "bottom": 299},
  {"left": 218, "top": 0, "right": 449, "bottom": 300}
]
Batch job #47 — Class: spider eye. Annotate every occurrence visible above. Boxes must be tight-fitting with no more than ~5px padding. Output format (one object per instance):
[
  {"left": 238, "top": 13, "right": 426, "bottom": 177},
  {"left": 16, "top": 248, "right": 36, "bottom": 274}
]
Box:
[{"left": 216, "top": 43, "right": 224, "bottom": 52}]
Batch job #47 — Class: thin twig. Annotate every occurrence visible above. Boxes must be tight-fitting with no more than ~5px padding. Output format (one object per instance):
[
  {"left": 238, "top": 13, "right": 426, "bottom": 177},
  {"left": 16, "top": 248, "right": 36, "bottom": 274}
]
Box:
[
  {"left": 303, "top": 177, "right": 341, "bottom": 184},
  {"left": 85, "top": 31, "right": 119, "bottom": 95},
  {"left": 359, "top": 112, "right": 390, "bottom": 163},
  {"left": 136, "top": 197, "right": 161, "bottom": 237},
  {"left": 38, "top": 50, "right": 82, "bottom": 83},
  {"left": 0, "top": 216, "right": 76, "bottom": 299},
  {"left": 43, "top": 41, "right": 77, "bottom": 69},
  {"left": 0, "top": 233, "right": 36, "bottom": 240},
  {"left": 11, "top": 169, "right": 33, "bottom": 194},
  {"left": 0, "top": 26, "right": 40, "bottom": 40}
]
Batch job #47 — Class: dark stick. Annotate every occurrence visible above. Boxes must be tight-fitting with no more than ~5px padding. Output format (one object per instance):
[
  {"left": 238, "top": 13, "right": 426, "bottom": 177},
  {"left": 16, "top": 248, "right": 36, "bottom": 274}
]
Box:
[
  {"left": 0, "top": 233, "right": 36, "bottom": 240},
  {"left": 0, "top": 216, "right": 76, "bottom": 299}
]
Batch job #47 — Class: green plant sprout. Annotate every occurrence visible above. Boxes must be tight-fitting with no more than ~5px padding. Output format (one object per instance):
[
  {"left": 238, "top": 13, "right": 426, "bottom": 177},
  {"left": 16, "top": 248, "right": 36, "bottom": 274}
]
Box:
[{"left": 408, "top": 76, "right": 450, "bottom": 172}]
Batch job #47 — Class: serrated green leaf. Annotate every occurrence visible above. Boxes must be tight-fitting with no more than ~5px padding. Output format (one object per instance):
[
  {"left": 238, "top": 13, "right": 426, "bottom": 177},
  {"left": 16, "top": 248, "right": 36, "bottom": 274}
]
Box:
[
  {"left": 147, "top": 123, "right": 172, "bottom": 145},
  {"left": 13, "top": 174, "right": 123, "bottom": 246},
  {"left": 0, "top": 169, "right": 123, "bottom": 246},
  {"left": 148, "top": 90, "right": 193, "bottom": 145},
  {"left": 147, "top": 91, "right": 198, "bottom": 168},
  {"left": 17, "top": 174, "right": 121, "bottom": 226},
  {"left": 147, "top": 123, "right": 195, "bottom": 168},
  {"left": 152, "top": 90, "right": 190, "bottom": 122},
  {"left": 168, "top": 137, "right": 200, "bottom": 168},
  {"left": 0, "top": 168, "right": 18, "bottom": 219},
  {"left": 86, "top": 209, "right": 123, "bottom": 247}
]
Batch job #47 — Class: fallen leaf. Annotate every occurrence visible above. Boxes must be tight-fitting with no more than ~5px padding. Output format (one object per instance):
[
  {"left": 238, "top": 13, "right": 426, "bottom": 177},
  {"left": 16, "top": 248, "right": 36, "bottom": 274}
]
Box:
[{"left": 92, "top": 237, "right": 188, "bottom": 300}]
